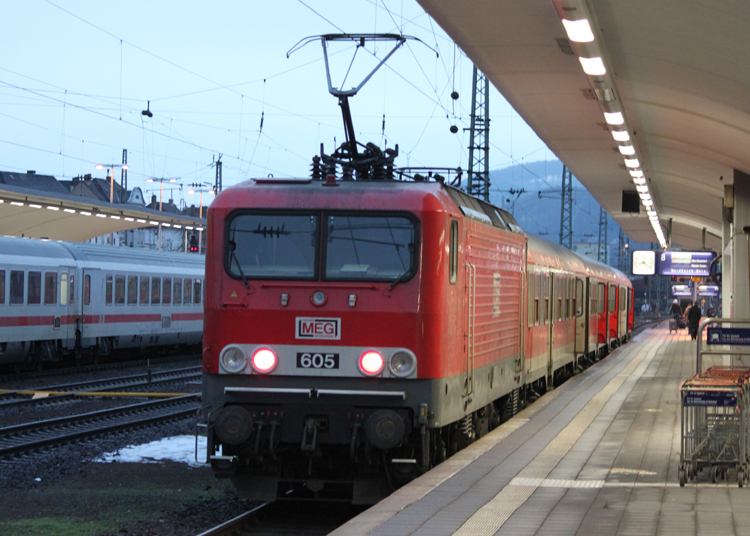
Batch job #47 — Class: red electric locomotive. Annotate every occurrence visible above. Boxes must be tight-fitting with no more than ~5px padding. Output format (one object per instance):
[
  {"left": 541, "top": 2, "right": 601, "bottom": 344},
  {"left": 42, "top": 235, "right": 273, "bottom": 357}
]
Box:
[
  {"left": 200, "top": 174, "right": 632, "bottom": 503},
  {"left": 200, "top": 33, "right": 632, "bottom": 503}
]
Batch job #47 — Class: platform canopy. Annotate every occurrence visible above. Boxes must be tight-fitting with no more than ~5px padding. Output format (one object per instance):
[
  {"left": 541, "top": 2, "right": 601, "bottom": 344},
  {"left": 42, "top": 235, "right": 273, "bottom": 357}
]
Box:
[
  {"left": 417, "top": 0, "right": 747, "bottom": 251},
  {"left": 0, "top": 182, "right": 205, "bottom": 242}
]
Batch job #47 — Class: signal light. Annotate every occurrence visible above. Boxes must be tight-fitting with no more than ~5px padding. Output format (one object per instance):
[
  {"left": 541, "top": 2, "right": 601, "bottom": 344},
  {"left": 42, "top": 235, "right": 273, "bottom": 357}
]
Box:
[
  {"left": 189, "top": 234, "right": 199, "bottom": 252},
  {"left": 251, "top": 348, "right": 277, "bottom": 373},
  {"left": 359, "top": 350, "right": 385, "bottom": 376}
]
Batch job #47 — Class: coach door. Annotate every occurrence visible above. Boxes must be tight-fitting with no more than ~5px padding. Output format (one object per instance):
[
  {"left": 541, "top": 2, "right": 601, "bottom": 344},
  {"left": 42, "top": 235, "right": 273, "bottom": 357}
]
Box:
[
  {"left": 58, "top": 269, "right": 75, "bottom": 347},
  {"left": 80, "top": 269, "right": 100, "bottom": 345},
  {"left": 574, "top": 277, "right": 586, "bottom": 357}
]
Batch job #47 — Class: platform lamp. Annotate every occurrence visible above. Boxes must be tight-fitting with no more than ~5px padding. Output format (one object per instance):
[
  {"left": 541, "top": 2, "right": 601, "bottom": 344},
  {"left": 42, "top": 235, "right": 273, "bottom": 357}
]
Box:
[
  {"left": 187, "top": 182, "right": 215, "bottom": 254},
  {"left": 146, "top": 177, "right": 180, "bottom": 251},
  {"left": 95, "top": 163, "right": 129, "bottom": 204}
]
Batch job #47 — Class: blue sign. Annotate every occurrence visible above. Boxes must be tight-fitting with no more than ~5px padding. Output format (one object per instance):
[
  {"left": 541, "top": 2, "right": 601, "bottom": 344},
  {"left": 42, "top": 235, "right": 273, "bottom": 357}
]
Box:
[
  {"left": 707, "top": 327, "right": 750, "bottom": 346},
  {"left": 672, "top": 284, "right": 692, "bottom": 296},
  {"left": 658, "top": 251, "right": 716, "bottom": 276},
  {"left": 698, "top": 284, "right": 720, "bottom": 297},
  {"left": 683, "top": 390, "right": 737, "bottom": 407}
]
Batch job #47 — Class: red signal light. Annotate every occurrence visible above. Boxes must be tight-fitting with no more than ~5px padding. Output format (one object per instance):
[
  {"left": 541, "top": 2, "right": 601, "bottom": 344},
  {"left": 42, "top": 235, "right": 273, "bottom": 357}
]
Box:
[
  {"left": 359, "top": 350, "right": 384, "bottom": 376},
  {"left": 251, "top": 348, "right": 277, "bottom": 373}
]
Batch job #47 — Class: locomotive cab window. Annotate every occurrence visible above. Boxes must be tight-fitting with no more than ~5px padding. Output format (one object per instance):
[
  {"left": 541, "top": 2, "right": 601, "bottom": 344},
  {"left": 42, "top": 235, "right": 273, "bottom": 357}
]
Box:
[
  {"left": 325, "top": 214, "right": 416, "bottom": 282},
  {"left": 226, "top": 212, "right": 318, "bottom": 279},
  {"left": 225, "top": 211, "right": 418, "bottom": 284},
  {"left": 449, "top": 220, "right": 458, "bottom": 284}
]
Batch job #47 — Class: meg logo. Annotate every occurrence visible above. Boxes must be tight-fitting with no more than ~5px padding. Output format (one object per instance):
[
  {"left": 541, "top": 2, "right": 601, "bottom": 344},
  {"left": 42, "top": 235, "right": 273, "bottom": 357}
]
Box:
[{"left": 296, "top": 317, "right": 341, "bottom": 340}]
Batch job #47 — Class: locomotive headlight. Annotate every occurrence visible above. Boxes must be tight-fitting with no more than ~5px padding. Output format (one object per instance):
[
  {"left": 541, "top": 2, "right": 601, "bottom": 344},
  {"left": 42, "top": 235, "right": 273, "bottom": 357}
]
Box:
[
  {"left": 388, "top": 350, "right": 417, "bottom": 377},
  {"left": 251, "top": 347, "right": 278, "bottom": 373},
  {"left": 359, "top": 350, "right": 385, "bottom": 376},
  {"left": 220, "top": 346, "right": 247, "bottom": 373}
]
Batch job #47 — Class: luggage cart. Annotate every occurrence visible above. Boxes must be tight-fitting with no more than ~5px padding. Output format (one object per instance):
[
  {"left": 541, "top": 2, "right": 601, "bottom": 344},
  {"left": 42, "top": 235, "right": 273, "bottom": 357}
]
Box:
[
  {"left": 679, "top": 367, "right": 749, "bottom": 486},
  {"left": 678, "top": 318, "right": 750, "bottom": 486}
]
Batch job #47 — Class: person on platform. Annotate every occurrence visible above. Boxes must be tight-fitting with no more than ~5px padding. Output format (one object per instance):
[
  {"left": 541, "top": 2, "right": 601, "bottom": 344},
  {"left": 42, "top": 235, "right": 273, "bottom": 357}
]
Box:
[
  {"left": 670, "top": 299, "right": 681, "bottom": 319},
  {"left": 687, "top": 300, "right": 702, "bottom": 340}
]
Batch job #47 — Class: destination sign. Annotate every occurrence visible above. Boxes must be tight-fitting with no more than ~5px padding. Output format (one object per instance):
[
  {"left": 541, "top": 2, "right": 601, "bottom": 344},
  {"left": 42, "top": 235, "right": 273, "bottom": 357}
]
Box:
[
  {"left": 698, "top": 284, "right": 720, "bottom": 297},
  {"left": 707, "top": 327, "right": 750, "bottom": 346},
  {"left": 658, "top": 251, "right": 716, "bottom": 276},
  {"left": 672, "top": 284, "right": 692, "bottom": 296}
]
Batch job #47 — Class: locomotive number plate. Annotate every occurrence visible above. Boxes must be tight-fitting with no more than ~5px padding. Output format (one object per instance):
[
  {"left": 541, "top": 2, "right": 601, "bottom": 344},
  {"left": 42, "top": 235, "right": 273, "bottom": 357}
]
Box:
[{"left": 296, "top": 352, "right": 340, "bottom": 369}]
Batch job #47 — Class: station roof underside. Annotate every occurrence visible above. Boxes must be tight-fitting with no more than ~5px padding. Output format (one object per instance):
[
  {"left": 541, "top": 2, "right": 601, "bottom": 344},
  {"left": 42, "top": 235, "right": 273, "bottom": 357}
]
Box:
[
  {"left": 0, "top": 184, "right": 205, "bottom": 242},
  {"left": 417, "top": 0, "right": 748, "bottom": 251}
]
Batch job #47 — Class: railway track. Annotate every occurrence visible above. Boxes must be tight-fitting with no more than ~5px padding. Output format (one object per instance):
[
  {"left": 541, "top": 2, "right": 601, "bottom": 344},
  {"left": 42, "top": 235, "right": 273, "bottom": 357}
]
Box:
[
  {"left": 0, "top": 352, "right": 200, "bottom": 383},
  {"left": 194, "top": 501, "right": 364, "bottom": 536},
  {"left": 0, "top": 394, "right": 200, "bottom": 459},
  {"left": 0, "top": 366, "right": 202, "bottom": 409}
]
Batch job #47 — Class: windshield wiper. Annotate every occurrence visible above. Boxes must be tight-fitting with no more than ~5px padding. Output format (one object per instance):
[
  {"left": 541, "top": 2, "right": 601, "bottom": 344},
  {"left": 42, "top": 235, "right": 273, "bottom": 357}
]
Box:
[
  {"left": 387, "top": 270, "right": 410, "bottom": 292},
  {"left": 227, "top": 241, "right": 250, "bottom": 289}
]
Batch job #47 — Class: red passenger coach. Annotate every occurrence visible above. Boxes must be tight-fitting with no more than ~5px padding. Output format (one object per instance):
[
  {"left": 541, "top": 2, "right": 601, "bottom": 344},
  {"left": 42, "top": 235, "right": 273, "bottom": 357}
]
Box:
[{"left": 201, "top": 176, "right": 633, "bottom": 503}]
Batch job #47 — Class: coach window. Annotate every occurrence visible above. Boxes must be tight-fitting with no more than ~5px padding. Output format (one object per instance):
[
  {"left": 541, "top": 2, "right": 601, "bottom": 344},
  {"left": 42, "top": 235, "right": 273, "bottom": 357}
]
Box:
[
  {"left": 608, "top": 285, "right": 616, "bottom": 313},
  {"left": 193, "top": 279, "right": 202, "bottom": 304},
  {"left": 70, "top": 275, "right": 74, "bottom": 305},
  {"left": 162, "top": 277, "right": 172, "bottom": 305},
  {"left": 543, "top": 274, "right": 550, "bottom": 324},
  {"left": 115, "top": 275, "right": 125, "bottom": 305},
  {"left": 84, "top": 275, "right": 91, "bottom": 306},
  {"left": 10, "top": 271, "right": 24, "bottom": 305},
  {"left": 598, "top": 283, "right": 606, "bottom": 314},
  {"left": 183, "top": 279, "right": 191, "bottom": 305},
  {"left": 139, "top": 277, "right": 149, "bottom": 305},
  {"left": 105, "top": 275, "right": 113, "bottom": 305},
  {"left": 449, "top": 220, "right": 458, "bottom": 284},
  {"left": 173, "top": 278, "right": 182, "bottom": 305},
  {"left": 575, "top": 279, "right": 583, "bottom": 316},
  {"left": 28, "top": 271, "right": 41, "bottom": 305},
  {"left": 534, "top": 273, "right": 540, "bottom": 325},
  {"left": 151, "top": 277, "right": 161, "bottom": 305},
  {"left": 127, "top": 276, "right": 138, "bottom": 305},
  {"left": 0, "top": 269, "right": 5, "bottom": 305},
  {"left": 60, "top": 273, "right": 68, "bottom": 305},
  {"left": 44, "top": 272, "right": 57, "bottom": 305}
]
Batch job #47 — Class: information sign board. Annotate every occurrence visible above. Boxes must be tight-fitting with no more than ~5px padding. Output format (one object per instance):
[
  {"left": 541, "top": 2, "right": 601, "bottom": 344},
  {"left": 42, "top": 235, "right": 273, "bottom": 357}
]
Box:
[
  {"left": 707, "top": 328, "right": 750, "bottom": 346},
  {"left": 698, "top": 284, "right": 720, "bottom": 297},
  {"left": 672, "top": 284, "right": 692, "bottom": 296},
  {"left": 683, "top": 390, "right": 737, "bottom": 407},
  {"left": 658, "top": 251, "right": 716, "bottom": 276}
]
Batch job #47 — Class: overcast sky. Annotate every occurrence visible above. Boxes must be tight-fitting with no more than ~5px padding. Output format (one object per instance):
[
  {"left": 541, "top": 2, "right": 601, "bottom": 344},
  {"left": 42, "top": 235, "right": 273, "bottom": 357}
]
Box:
[{"left": 1, "top": 0, "right": 551, "bottom": 206}]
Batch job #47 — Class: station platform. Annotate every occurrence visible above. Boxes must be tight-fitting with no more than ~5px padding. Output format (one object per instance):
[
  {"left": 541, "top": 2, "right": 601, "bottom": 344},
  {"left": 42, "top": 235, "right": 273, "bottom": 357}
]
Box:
[{"left": 331, "top": 323, "right": 750, "bottom": 536}]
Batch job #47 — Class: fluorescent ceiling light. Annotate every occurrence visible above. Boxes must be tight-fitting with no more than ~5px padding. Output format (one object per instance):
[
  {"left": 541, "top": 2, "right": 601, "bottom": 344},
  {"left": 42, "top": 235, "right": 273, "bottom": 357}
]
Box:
[
  {"left": 642, "top": 198, "right": 654, "bottom": 206},
  {"left": 647, "top": 210, "right": 657, "bottom": 216},
  {"left": 636, "top": 185, "right": 649, "bottom": 193},
  {"left": 80, "top": 211, "right": 91, "bottom": 216},
  {"left": 633, "top": 177, "right": 647, "bottom": 185},
  {"left": 96, "top": 213, "right": 107, "bottom": 218},
  {"left": 639, "top": 192, "right": 651, "bottom": 200},
  {"left": 612, "top": 130, "right": 630, "bottom": 142},
  {"left": 579, "top": 57, "right": 606, "bottom": 76},
  {"left": 10, "top": 201, "right": 23, "bottom": 206},
  {"left": 604, "top": 111, "right": 624, "bottom": 125},
  {"left": 624, "top": 158, "right": 640, "bottom": 168},
  {"left": 562, "top": 19, "right": 595, "bottom": 42},
  {"left": 64, "top": 208, "right": 76, "bottom": 214},
  {"left": 124, "top": 217, "right": 134, "bottom": 221},
  {"left": 109, "top": 215, "right": 120, "bottom": 220},
  {"left": 29, "top": 204, "right": 42, "bottom": 209},
  {"left": 46, "top": 206, "right": 59, "bottom": 211},
  {"left": 629, "top": 169, "right": 644, "bottom": 177},
  {"left": 619, "top": 145, "right": 636, "bottom": 155}
]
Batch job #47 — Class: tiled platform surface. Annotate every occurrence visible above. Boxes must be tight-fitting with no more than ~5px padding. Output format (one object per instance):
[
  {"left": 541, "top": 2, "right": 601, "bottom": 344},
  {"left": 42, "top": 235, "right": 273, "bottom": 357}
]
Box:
[{"left": 331, "top": 324, "right": 750, "bottom": 536}]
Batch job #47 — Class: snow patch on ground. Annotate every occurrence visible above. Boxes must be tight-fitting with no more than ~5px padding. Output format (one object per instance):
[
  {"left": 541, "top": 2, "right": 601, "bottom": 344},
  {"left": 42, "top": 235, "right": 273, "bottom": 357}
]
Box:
[{"left": 98, "top": 435, "right": 208, "bottom": 467}]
